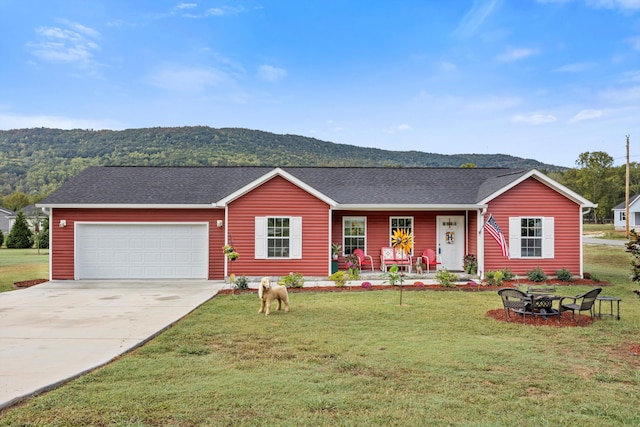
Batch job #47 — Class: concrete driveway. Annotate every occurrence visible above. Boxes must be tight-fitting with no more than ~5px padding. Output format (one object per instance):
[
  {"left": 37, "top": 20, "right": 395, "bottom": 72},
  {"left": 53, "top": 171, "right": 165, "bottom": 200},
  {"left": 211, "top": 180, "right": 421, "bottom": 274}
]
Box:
[{"left": 0, "top": 280, "right": 225, "bottom": 410}]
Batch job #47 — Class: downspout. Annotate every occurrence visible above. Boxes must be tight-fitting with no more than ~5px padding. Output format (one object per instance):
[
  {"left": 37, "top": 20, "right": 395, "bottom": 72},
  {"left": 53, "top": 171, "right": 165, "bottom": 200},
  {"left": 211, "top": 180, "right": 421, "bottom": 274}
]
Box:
[{"left": 580, "top": 207, "right": 591, "bottom": 279}]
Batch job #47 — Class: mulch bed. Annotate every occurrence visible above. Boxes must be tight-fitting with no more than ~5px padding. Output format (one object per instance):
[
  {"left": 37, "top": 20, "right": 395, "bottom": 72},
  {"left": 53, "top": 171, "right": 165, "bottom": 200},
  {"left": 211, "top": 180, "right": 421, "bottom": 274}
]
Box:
[{"left": 13, "top": 279, "right": 48, "bottom": 288}]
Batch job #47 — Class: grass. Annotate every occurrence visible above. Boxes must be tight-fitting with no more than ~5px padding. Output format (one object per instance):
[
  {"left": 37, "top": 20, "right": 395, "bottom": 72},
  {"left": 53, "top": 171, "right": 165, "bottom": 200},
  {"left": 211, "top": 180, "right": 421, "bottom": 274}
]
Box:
[
  {"left": 1, "top": 243, "right": 640, "bottom": 425},
  {"left": 0, "top": 248, "right": 49, "bottom": 292}
]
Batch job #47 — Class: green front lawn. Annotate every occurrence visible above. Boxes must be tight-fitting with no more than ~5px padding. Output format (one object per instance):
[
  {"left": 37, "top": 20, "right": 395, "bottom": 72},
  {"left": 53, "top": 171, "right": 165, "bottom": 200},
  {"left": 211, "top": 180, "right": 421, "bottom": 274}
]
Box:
[
  {"left": 0, "top": 248, "right": 49, "bottom": 292},
  {"left": 1, "top": 244, "right": 639, "bottom": 426}
]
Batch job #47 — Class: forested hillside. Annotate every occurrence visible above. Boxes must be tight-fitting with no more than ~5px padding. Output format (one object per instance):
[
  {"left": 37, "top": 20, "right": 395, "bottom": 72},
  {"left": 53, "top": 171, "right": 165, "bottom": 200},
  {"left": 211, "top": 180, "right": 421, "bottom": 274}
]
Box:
[{"left": 0, "top": 126, "right": 564, "bottom": 197}]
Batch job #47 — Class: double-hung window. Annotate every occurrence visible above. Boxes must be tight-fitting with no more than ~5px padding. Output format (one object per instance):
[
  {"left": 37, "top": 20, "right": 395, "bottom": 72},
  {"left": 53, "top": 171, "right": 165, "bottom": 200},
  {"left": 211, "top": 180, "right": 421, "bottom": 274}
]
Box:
[
  {"left": 255, "top": 216, "right": 302, "bottom": 259},
  {"left": 343, "top": 217, "right": 366, "bottom": 255},
  {"left": 508, "top": 217, "right": 554, "bottom": 259}
]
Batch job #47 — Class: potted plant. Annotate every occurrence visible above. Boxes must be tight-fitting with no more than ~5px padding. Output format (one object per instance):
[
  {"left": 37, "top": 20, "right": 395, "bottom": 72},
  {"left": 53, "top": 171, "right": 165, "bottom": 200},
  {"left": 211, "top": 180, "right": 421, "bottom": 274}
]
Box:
[{"left": 331, "top": 243, "right": 341, "bottom": 260}]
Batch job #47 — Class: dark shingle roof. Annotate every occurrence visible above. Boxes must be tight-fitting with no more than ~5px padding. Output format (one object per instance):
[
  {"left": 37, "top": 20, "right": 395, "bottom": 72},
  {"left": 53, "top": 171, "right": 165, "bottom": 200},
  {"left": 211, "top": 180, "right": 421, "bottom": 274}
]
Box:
[{"left": 40, "top": 166, "right": 532, "bottom": 206}]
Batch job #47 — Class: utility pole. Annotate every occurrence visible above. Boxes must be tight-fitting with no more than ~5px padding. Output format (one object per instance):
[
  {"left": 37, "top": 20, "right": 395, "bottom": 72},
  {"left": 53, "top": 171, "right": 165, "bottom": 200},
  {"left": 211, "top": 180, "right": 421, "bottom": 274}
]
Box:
[{"left": 626, "top": 135, "right": 630, "bottom": 238}]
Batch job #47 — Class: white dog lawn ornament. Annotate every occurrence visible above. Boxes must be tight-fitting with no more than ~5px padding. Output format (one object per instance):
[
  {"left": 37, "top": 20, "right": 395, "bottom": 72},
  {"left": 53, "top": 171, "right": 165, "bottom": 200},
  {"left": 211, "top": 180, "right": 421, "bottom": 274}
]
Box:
[{"left": 258, "top": 277, "right": 290, "bottom": 316}]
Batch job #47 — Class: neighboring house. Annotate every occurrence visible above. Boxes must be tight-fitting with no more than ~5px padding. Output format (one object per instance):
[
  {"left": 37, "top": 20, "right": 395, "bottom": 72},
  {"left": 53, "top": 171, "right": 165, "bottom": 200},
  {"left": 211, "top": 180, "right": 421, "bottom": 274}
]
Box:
[
  {"left": 37, "top": 166, "right": 596, "bottom": 281},
  {"left": 612, "top": 195, "right": 640, "bottom": 231},
  {"left": 0, "top": 207, "right": 15, "bottom": 235},
  {"left": 5, "top": 205, "right": 46, "bottom": 233}
]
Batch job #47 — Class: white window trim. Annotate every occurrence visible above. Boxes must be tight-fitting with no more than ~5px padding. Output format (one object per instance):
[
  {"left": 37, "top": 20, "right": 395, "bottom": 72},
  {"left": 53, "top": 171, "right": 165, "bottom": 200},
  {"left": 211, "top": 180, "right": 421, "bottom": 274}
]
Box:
[
  {"left": 254, "top": 216, "right": 302, "bottom": 259},
  {"left": 342, "top": 216, "right": 367, "bottom": 256},
  {"left": 508, "top": 216, "right": 554, "bottom": 259}
]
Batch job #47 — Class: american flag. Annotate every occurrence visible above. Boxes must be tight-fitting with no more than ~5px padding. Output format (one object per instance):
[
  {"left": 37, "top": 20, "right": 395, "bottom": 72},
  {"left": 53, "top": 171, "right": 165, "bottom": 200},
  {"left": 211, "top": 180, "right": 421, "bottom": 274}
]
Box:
[{"left": 485, "top": 214, "right": 510, "bottom": 258}]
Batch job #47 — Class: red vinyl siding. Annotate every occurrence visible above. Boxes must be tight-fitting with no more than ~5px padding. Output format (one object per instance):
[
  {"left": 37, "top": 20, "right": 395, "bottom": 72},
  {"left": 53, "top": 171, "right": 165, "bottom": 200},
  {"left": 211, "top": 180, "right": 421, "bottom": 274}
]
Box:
[
  {"left": 50, "top": 208, "right": 224, "bottom": 280},
  {"left": 226, "top": 176, "right": 331, "bottom": 276},
  {"left": 484, "top": 178, "right": 582, "bottom": 276}
]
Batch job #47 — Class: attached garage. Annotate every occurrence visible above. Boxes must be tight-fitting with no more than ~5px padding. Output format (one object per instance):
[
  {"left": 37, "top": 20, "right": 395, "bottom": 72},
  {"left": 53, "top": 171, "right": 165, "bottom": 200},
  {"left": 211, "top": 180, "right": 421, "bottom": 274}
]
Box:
[{"left": 76, "top": 223, "right": 208, "bottom": 279}]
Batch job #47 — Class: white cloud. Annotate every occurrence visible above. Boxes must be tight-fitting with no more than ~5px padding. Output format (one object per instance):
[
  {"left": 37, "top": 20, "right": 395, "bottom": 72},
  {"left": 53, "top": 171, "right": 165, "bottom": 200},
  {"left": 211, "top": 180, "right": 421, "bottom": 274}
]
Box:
[
  {"left": 149, "top": 66, "right": 234, "bottom": 92},
  {"left": 383, "top": 124, "right": 412, "bottom": 134},
  {"left": 176, "top": 3, "right": 197, "bottom": 9},
  {"left": 586, "top": 0, "right": 640, "bottom": 10},
  {"left": 512, "top": 113, "right": 557, "bottom": 124},
  {"left": 439, "top": 61, "right": 457, "bottom": 72},
  {"left": 497, "top": 47, "right": 537, "bottom": 62},
  {"left": 554, "top": 62, "right": 593, "bottom": 72},
  {"left": 28, "top": 23, "right": 100, "bottom": 64},
  {"left": 0, "top": 113, "right": 120, "bottom": 130},
  {"left": 569, "top": 109, "right": 604, "bottom": 122},
  {"left": 454, "top": 0, "right": 503, "bottom": 38},
  {"left": 257, "top": 65, "right": 287, "bottom": 83}
]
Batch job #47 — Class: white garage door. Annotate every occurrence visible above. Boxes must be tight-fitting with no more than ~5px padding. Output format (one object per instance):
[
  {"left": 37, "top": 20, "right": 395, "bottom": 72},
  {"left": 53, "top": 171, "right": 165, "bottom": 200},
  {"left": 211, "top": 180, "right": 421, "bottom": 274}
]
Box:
[{"left": 76, "top": 223, "right": 208, "bottom": 279}]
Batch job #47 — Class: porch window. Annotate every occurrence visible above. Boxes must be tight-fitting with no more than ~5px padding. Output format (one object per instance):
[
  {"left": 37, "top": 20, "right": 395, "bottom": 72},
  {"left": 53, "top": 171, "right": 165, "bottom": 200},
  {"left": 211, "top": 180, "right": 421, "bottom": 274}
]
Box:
[
  {"left": 620, "top": 212, "right": 626, "bottom": 221},
  {"left": 255, "top": 217, "right": 302, "bottom": 259},
  {"left": 343, "top": 217, "right": 366, "bottom": 255},
  {"left": 390, "top": 217, "right": 413, "bottom": 254},
  {"left": 508, "top": 217, "right": 554, "bottom": 259}
]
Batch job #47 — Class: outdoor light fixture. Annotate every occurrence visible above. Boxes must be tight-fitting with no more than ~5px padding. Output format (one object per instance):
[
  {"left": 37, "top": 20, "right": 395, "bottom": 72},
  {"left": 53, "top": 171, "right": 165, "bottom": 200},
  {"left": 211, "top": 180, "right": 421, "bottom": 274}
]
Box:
[
  {"left": 217, "top": 220, "right": 223, "bottom": 227},
  {"left": 59, "top": 219, "right": 67, "bottom": 227}
]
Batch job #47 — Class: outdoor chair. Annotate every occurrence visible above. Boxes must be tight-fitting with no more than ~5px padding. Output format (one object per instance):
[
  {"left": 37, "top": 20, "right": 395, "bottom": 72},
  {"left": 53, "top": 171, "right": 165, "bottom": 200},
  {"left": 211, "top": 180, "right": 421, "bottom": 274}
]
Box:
[
  {"left": 559, "top": 287, "right": 602, "bottom": 325},
  {"left": 498, "top": 288, "right": 532, "bottom": 324},
  {"left": 353, "top": 248, "right": 374, "bottom": 272},
  {"left": 418, "top": 248, "right": 441, "bottom": 273},
  {"left": 380, "top": 247, "right": 412, "bottom": 272}
]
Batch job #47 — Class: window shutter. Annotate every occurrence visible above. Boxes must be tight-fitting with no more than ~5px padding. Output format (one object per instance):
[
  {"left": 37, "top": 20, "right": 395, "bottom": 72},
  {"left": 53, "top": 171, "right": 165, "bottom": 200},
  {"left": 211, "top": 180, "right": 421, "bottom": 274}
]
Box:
[
  {"left": 290, "top": 217, "right": 302, "bottom": 259},
  {"left": 542, "top": 217, "right": 554, "bottom": 258},
  {"left": 508, "top": 217, "right": 521, "bottom": 259},
  {"left": 255, "top": 217, "right": 266, "bottom": 259}
]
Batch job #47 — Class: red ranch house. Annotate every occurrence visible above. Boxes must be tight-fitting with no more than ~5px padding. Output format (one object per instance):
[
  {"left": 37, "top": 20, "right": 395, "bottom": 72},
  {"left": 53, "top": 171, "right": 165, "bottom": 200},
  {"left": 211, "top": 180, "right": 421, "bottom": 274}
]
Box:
[{"left": 37, "top": 166, "right": 596, "bottom": 281}]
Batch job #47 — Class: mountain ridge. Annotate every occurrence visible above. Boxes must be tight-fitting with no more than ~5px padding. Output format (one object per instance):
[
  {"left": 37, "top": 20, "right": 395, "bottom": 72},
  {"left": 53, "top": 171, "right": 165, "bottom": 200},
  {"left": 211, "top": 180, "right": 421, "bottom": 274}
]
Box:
[{"left": 0, "top": 126, "right": 565, "bottom": 196}]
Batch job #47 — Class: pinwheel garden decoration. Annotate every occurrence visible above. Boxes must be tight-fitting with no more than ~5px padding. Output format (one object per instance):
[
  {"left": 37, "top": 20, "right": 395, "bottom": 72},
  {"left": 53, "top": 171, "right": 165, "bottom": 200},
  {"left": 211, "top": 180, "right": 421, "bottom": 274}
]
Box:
[{"left": 389, "top": 228, "right": 414, "bottom": 305}]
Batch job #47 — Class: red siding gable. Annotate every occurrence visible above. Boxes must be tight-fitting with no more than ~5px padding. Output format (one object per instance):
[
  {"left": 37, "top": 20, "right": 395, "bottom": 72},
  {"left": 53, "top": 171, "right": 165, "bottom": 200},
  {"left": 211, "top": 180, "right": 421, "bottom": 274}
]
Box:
[
  {"left": 484, "top": 178, "right": 582, "bottom": 276},
  {"left": 226, "top": 175, "right": 331, "bottom": 276}
]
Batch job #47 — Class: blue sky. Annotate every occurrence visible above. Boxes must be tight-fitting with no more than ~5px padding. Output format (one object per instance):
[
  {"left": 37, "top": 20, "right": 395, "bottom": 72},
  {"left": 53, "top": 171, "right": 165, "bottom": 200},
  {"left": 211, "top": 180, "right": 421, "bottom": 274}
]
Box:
[{"left": 1, "top": 0, "right": 639, "bottom": 168}]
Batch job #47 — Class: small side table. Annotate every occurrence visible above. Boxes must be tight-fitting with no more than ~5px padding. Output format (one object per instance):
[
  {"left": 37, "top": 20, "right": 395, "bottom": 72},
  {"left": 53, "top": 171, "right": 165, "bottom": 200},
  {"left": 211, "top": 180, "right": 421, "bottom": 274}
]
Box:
[{"left": 595, "top": 296, "right": 621, "bottom": 320}]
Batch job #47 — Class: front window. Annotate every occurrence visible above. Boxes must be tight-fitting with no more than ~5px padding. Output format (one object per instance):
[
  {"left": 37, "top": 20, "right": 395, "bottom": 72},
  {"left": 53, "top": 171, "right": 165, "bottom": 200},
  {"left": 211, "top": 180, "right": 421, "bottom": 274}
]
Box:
[
  {"left": 390, "top": 217, "right": 413, "bottom": 254},
  {"left": 268, "top": 217, "right": 290, "bottom": 257},
  {"left": 343, "top": 217, "right": 365, "bottom": 255},
  {"left": 520, "top": 218, "right": 542, "bottom": 257}
]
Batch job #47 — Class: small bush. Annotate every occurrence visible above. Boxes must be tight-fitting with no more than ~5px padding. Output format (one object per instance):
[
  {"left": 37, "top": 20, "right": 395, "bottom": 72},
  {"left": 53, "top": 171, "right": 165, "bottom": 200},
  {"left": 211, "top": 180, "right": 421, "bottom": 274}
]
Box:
[
  {"left": 361, "top": 281, "right": 372, "bottom": 289},
  {"left": 233, "top": 275, "right": 249, "bottom": 290},
  {"left": 555, "top": 268, "right": 574, "bottom": 282},
  {"left": 435, "top": 269, "right": 459, "bottom": 287},
  {"left": 484, "top": 270, "right": 504, "bottom": 286},
  {"left": 463, "top": 254, "right": 477, "bottom": 275},
  {"left": 329, "top": 271, "right": 348, "bottom": 287},
  {"left": 526, "top": 267, "right": 547, "bottom": 282},
  {"left": 0, "top": 229, "right": 4, "bottom": 246},
  {"left": 500, "top": 267, "right": 516, "bottom": 281},
  {"left": 279, "top": 272, "right": 304, "bottom": 288}
]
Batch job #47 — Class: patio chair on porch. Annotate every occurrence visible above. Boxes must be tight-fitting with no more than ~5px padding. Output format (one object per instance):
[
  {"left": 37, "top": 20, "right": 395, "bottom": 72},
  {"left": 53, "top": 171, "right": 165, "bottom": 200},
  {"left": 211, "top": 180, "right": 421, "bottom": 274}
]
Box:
[
  {"left": 559, "top": 287, "right": 602, "bottom": 325},
  {"left": 498, "top": 288, "right": 532, "bottom": 323},
  {"left": 380, "top": 247, "right": 412, "bottom": 272},
  {"left": 418, "top": 248, "right": 441, "bottom": 273},
  {"left": 353, "top": 248, "right": 374, "bottom": 272}
]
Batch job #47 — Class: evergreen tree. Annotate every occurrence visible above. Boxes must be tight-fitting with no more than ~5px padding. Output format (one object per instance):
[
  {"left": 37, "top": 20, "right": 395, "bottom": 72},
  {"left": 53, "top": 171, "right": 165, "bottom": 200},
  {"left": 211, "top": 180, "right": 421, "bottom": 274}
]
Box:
[
  {"left": 6, "top": 211, "right": 34, "bottom": 249},
  {"left": 0, "top": 229, "right": 4, "bottom": 247},
  {"left": 37, "top": 217, "right": 49, "bottom": 249}
]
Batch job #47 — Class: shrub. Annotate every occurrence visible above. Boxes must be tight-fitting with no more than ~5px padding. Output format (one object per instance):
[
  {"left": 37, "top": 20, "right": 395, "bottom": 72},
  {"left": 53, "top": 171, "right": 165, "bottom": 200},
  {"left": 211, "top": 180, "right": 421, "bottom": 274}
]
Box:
[
  {"left": 484, "top": 270, "right": 504, "bottom": 286},
  {"left": 233, "top": 275, "right": 249, "bottom": 290},
  {"left": 0, "top": 229, "right": 3, "bottom": 247},
  {"left": 555, "top": 268, "right": 574, "bottom": 282},
  {"left": 526, "top": 267, "right": 547, "bottom": 282},
  {"left": 278, "top": 272, "right": 304, "bottom": 288},
  {"left": 6, "top": 211, "right": 34, "bottom": 249},
  {"left": 361, "top": 281, "right": 372, "bottom": 289},
  {"left": 500, "top": 267, "right": 516, "bottom": 281},
  {"left": 435, "top": 269, "right": 459, "bottom": 287},
  {"left": 329, "top": 271, "right": 348, "bottom": 287},
  {"left": 35, "top": 217, "right": 49, "bottom": 249}
]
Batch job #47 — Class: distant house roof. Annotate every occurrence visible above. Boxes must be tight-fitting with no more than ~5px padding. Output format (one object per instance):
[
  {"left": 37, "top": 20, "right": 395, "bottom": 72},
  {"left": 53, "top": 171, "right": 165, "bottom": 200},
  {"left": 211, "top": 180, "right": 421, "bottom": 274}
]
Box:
[
  {"left": 39, "top": 166, "right": 596, "bottom": 209},
  {"left": 613, "top": 194, "right": 640, "bottom": 211}
]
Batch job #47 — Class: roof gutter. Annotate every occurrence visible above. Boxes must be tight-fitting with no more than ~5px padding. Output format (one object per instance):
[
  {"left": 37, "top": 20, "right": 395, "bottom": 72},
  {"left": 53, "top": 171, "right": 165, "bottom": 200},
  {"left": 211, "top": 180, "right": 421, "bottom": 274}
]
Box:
[
  {"left": 35, "top": 203, "right": 222, "bottom": 209},
  {"left": 333, "top": 204, "right": 487, "bottom": 211}
]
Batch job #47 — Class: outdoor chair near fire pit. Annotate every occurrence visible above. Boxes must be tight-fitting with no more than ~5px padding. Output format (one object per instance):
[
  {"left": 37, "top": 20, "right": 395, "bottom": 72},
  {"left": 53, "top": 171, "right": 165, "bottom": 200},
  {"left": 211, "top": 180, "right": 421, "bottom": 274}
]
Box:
[
  {"left": 498, "top": 288, "right": 532, "bottom": 324},
  {"left": 558, "top": 287, "right": 602, "bottom": 325}
]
